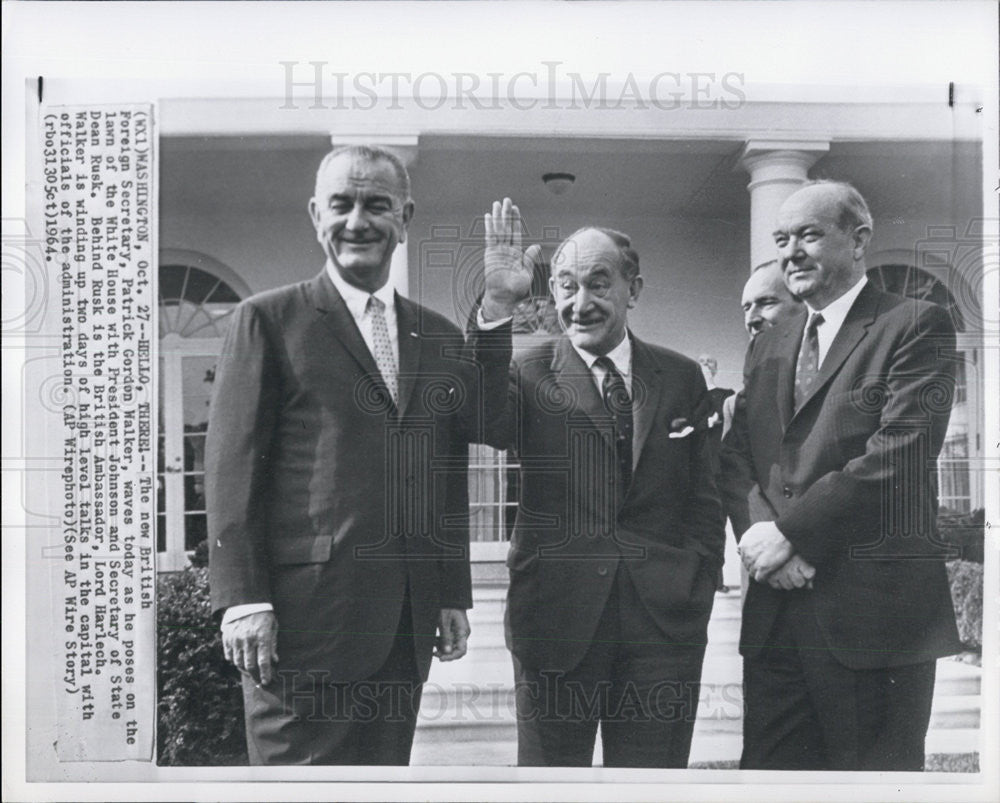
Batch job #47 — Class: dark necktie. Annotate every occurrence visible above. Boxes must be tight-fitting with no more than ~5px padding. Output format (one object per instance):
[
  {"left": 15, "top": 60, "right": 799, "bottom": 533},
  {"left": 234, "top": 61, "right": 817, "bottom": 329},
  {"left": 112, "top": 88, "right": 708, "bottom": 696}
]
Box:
[
  {"left": 794, "top": 312, "right": 824, "bottom": 410},
  {"left": 595, "top": 356, "right": 633, "bottom": 491}
]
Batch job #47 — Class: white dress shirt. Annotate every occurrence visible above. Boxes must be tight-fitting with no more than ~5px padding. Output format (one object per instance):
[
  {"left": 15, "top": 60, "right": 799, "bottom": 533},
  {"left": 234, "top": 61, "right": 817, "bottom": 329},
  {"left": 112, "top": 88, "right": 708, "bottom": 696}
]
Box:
[
  {"left": 571, "top": 333, "right": 634, "bottom": 398},
  {"left": 803, "top": 276, "right": 868, "bottom": 367},
  {"left": 327, "top": 260, "right": 399, "bottom": 368},
  {"left": 222, "top": 265, "right": 399, "bottom": 626}
]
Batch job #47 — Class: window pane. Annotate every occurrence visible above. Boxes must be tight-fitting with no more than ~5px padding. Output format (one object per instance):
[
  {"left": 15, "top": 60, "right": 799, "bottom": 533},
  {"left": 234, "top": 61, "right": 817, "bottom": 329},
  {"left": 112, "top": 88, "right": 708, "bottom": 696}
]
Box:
[
  {"left": 185, "top": 513, "right": 208, "bottom": 551},
  {"left": 467, "top": 444, "right": 517, "bottom": 542}
]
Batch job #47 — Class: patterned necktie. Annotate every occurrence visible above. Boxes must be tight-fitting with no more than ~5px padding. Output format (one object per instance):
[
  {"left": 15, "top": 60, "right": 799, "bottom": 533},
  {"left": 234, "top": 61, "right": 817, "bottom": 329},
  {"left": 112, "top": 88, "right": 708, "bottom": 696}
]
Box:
[
  {"left": 794, "top": 312, "right": 824, "bottom": 410},
  {"left": 595, "top": 356, "right": 633, "bottom": 491},
  {"left": 366, "top": 295, "right": 398, "bottom": 406}
]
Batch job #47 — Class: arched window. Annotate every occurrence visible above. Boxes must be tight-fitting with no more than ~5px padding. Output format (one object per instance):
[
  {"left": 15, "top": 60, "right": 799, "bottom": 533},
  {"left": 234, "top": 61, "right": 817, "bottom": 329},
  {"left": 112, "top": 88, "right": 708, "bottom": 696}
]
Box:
[
  {"left": 158, "top": 249, "right": 250, "bottom": 339},
  {"left": 867, "top": 260, "right": 980, "bottom": 513},
  {"left": 866, "top": 263, "right": 965, "bottom": 331}
]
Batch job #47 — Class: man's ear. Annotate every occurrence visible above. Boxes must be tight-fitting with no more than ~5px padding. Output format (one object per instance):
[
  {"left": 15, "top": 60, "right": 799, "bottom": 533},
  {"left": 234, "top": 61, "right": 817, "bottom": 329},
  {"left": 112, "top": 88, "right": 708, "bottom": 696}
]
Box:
[
  {"left": 397, "top": 199, "right": 416, "bottom": 243},
  {"left": 627, "top": 275, "right": 644, "bottom": 308},
  {"left": 307, "top": 197, "right": 320, "bottom": 229},
  {"left": 852, "top": 225, "right": 872, "bottom": 260}
]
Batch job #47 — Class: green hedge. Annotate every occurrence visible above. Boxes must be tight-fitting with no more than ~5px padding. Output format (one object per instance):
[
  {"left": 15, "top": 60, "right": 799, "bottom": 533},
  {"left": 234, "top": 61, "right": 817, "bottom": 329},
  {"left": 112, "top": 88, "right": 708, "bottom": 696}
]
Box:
[
  {"left": 937, "top": 508, "right": 984, "bottom": 653},
  {"left": 946, "top": 560, "right": 984, "bottom": 651},
  {"left": 157, "top": 560, "right": 247, "bottom": 765},
  {"left": 938, "top": 508, "right": 985, "bottom": 563}
]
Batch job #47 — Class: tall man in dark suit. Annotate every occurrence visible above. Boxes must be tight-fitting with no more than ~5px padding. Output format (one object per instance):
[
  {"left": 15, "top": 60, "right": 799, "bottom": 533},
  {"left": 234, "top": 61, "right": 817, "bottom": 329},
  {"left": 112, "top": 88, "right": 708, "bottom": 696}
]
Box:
[
  {"left": 207, "top": 145, "right": 475, "bottom": 765},
  {"left": 470, "top": 200, "right": 725, "bottom": 767},
  {"left": 721, "top": 181, "right": 961, "bottom": 770}
]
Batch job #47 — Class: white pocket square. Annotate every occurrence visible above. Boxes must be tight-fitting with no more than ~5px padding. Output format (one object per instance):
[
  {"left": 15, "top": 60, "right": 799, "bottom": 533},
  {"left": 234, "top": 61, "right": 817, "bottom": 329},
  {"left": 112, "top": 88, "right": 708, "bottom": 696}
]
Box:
[{"left": 668, "top": 425, "right": 695, "bottom": 439}]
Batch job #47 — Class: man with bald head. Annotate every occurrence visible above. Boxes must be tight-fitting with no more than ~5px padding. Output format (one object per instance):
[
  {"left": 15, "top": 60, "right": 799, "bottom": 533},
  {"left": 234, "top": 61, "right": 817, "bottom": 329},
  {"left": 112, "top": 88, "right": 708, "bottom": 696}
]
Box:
[
  {"left": 470, "top": 202, "right": 725, "bottom": 767},
  {"left": 742, "top": 259, "right": 804, "bottom": 338},
  {"left": 722, "top": 261, "right": 805, "bottom": 436},
  {"left": 721, "top": 180, "right": 961, "bottom": 770}
]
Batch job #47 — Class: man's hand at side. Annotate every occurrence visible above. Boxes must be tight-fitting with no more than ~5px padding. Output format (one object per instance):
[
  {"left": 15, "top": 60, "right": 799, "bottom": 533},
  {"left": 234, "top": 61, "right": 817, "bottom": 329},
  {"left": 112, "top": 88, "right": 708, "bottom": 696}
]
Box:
[
  {"left": 222, "top": 610, "right": 279, "bottom": 685},
  {"left": 765, "top": 554, "right": 816, "bottom": 590},
  {"left": 481, "top": 197, "right": 540, "bottom": 321},
  {"left": 434, "top": 608, "right": 471, "bottom": 661},
  {"left": 739, "top": 521, "right": 795, "bottom": 582}
]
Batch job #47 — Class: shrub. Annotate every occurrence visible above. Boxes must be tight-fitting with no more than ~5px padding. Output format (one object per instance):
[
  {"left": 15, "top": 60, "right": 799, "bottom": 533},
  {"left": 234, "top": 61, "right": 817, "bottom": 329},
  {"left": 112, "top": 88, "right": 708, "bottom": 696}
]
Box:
[
  {"left": 946, "top": 560, "right": 983, "bottom": 651},
  {"left": 938, "top": 508, "right": 985, "bottom": 563},
  {"left": 935, "top": 508, "right": 984, "bottom": 654},
  {"left": 157, "top": 559, "right": 247, "bottom": 765}
]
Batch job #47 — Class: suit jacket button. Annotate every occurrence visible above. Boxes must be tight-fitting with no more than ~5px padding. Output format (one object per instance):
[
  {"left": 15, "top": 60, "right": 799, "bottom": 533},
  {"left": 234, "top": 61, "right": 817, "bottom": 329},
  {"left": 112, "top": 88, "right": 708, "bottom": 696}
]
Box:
[
  {"left": 783, "top": 486, "right": 793, "bottom": 498},
  {"left": 597, "top": 566, "right": 609, "bottom": 577}
]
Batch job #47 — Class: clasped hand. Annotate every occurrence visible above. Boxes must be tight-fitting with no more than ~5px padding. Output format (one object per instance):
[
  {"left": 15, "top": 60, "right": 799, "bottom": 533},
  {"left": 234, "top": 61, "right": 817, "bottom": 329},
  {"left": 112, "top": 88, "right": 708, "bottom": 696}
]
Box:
[
  {"left": 739, "top": 521, "right": 815, "bottom": 589},
  {"left": 481, "top": 197, "right": 542, "bottom": 321}
]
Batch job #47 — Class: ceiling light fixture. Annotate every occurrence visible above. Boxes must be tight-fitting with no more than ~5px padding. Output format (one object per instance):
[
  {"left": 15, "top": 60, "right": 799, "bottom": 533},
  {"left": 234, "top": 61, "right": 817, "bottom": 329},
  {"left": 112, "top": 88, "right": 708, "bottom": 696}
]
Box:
[{"left": 542, "top": 172, "right": 576, "bottom": 195}]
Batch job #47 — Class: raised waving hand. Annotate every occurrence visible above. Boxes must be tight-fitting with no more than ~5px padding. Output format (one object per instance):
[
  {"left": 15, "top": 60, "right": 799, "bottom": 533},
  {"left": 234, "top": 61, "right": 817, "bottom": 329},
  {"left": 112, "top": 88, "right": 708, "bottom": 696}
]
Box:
[{"left": 481, "top": 197, "right": 542, "bottom": 321}]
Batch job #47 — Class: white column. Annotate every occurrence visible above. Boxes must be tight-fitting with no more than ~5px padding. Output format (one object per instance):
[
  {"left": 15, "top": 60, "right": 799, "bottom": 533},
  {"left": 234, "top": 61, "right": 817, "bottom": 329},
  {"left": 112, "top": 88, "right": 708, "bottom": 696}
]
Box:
[
  {"left": 739, "top": 141, "right": 830, "bottom": 271},
  {"left": 330, "top": 135, "right": 419, "bottom": 297}
]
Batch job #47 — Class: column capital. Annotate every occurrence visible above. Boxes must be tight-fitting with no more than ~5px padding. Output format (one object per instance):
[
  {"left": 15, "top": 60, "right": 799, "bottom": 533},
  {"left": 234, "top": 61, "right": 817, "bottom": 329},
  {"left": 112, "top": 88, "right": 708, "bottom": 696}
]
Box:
[
  {"left": 738, "top": 140, "right": 830, "bottom": 271},
  {"left": 738, "top": 140, "right": 830, "bottom": 179},
  {"left": 329, "top": 134, "right": 419, "bottom": 166}
]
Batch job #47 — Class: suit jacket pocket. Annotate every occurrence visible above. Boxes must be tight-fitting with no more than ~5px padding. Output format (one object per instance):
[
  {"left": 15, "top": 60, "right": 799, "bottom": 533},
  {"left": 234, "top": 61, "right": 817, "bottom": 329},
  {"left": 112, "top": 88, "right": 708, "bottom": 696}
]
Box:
[
  {"left": 270, "top": 534, "right": 335, "bottom": 566},
  {"left": 505, "top": 544, "right": 538, "bottom": 574},
  {"left": 628, "top": 542, "right": 704, "bottom": 612}
]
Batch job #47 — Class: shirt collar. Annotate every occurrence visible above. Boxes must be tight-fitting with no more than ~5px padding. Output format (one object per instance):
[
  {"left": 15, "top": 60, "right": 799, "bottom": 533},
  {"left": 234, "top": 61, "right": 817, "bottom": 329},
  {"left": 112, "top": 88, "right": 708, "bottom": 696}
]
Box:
[
  {"left": 805, "top": 275, "right": 868, "bottom": 332},
  {"left": 573, "top": 331, "right": 632, "bottom": 378},
  {"left": 325, "top": 260, "right": 395, "bottom": 322}
]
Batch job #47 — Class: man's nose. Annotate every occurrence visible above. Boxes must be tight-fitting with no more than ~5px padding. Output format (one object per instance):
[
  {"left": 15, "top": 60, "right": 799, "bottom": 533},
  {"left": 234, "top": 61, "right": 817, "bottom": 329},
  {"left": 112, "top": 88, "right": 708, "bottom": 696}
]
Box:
[
  {"left": 781, "top": 235, "right": 803, "bottom": 260},
  {"left": 345, "top": 202, "right": 369, "bottom": 230},
  {"left": 571, "top": 286, "right": 594, "bottom": 312}
]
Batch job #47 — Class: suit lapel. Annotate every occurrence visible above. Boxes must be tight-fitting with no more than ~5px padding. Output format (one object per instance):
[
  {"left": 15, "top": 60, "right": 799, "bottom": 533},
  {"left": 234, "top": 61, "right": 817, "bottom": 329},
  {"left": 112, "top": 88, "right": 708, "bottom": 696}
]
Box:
[
  {"left": 630, "top": 336, "right": 664, "bottom": 472},
  {"left": 551, "top": 338, "right": 607, "bottom": 429},
  {"left": 310, "top": 271, "right": 383, "bottom": 378},
  {"left": 776, "top": 312, "right": 804, "bottom": 430},
  {"left": 792, "top": 283, "right": 881, "bottom": 419},
  {"left": 394, "top": 294, "right": 421, "bottom": 418},
  {"left": 311, "top": 271, "right": 399, "bottom": 413}
]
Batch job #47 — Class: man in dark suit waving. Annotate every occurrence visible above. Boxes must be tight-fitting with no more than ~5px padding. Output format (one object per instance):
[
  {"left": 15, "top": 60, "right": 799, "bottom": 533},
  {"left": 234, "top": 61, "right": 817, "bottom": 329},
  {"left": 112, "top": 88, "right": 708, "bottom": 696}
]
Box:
[
  {"left": 470, "top": 200, "right": 725, "bottom": 767},
  {"left": 207, "top": 145, "right": 474, "bottom": 765},
  {"left": 721, "top": 180, "right": 961, "bottom": 770}
]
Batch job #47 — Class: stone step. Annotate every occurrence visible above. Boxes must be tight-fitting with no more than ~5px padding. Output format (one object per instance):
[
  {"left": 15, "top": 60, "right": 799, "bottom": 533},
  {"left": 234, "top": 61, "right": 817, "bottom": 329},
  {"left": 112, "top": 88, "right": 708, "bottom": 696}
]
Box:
[
  {"left": 410, "top": 728, "right": 516, "bottom": 766},
  {"left": 421, "top": 654, "right": 981, "bottom": 704},
  {"left": 930, "top": 695, "right": 982, "bottom": 730},
  {"left": 925, "top": 727, "right": 981, "bottom": 756},
  {"left": 415, "top": 690, "right": 980, "bottom": 742},
  {"left": 414, "top": 708, "right": 978, "bottom": 765},
  {"left": 935, "top": 658, "right": 982, "bottom": 696},
  {"left": 413, "top": 729, "right": 982, "bottom": 768}
]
